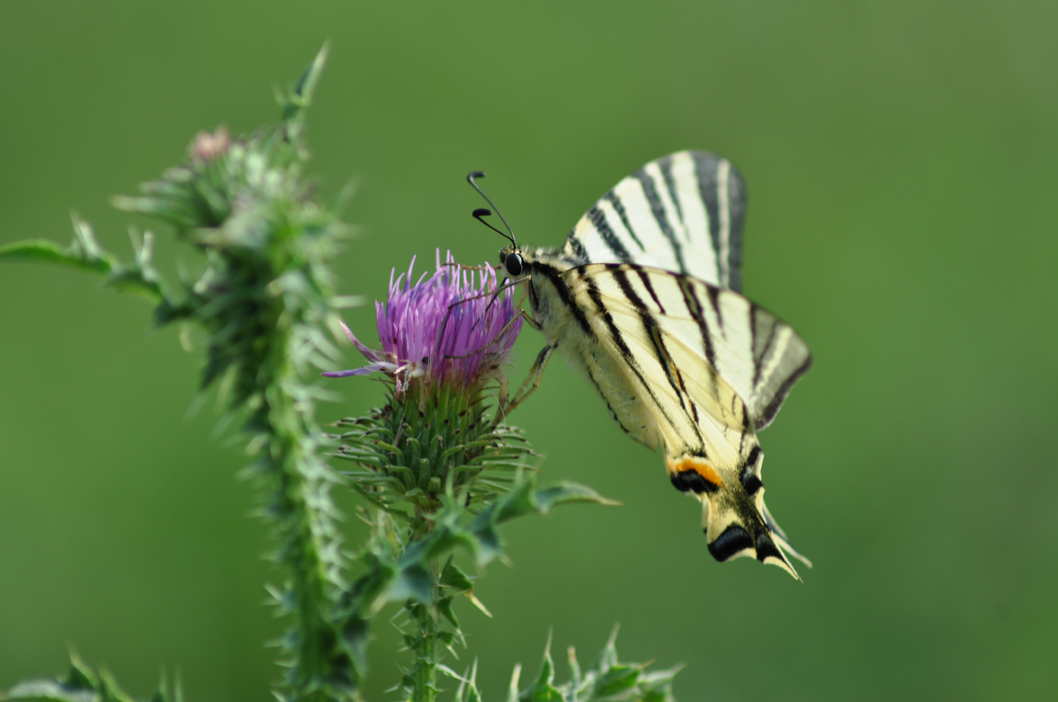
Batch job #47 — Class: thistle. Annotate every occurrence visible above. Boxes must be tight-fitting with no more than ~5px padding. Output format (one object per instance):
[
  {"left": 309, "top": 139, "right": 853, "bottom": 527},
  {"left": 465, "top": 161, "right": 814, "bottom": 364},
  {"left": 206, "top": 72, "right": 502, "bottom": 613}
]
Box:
[
  {"left": 323, "top": 250, "right": 630, "bottom": 702},
  {"left": 327, "top": 251, "right": 524, "bottom": 517},
  {"left": 0, "top": 49, "right": 680, "bottom": 702},
  {"left": 326, "top": 251, "right": 521, "bottom": 398}
]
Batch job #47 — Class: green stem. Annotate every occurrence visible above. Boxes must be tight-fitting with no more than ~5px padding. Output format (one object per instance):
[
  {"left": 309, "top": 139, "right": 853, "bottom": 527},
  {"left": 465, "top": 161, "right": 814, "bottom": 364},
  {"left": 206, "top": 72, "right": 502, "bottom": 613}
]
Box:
[
  {"left": 271, "top": 413, "right": 336, "bottom": 697},
  {"left": 409, "top": 596, "right": 439, "bottom": 702},
  {"left": 255, "top": 324, "right": 350, "bottom": 702}
]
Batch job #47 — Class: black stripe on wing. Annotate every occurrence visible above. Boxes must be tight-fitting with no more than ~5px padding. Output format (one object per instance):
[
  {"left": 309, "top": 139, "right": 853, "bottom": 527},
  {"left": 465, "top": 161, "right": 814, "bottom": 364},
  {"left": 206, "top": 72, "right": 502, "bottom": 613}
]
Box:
[
  {"left": 750, "top": 304, "right": 775, "bottom": 387},
  {"left": 658, "top": 155, "right": 684, "bottom": 222},
  {"left": 748, "top": 301, "right": 813, "bottom": 429},
  {"left": 674, "top": 276, "right": 725, "bottom": 411},
  {"left": 739, "top": 445, "right": 763, "bottom": 496},
  {"left": 609, "top": 265, "right": 702, "bottom": 436},
  {"left": 566, "top": 234, "right": 589, "bottom": 260},
  {"left": 564, "top": 151, "right": 746, "bottom": 290},
  {"left": 676, "top": 277, "right": 716, "bottom": 367},
  {"left": 570, "top": 263, "right": 810, "bottom": 433},
  {"left": 632, "top": 168, "right": 688, "bottom": 274},
  {"left": 587, "top": 206, "right": 632, "bottom": 261},
  {"left": 708, "top": 525, "right": 754, "bottom": 562},
  {"left": 690, "top": 151, "right": 746, "bottom": 292},
  {"left": 583, "top": 361, "right": 638, "bottom": 439},
  {"left": 604, "top": 191, "right": 644, "bottom": 250},
  {"left": 757, "top": 354, "right": 812, "bottom": 428},
  {"left": 531, "top": 261, "right": 593, "bottom": 336},
  {"left": 722, "top": 157, "right": 747, "bottom": 293},
  {"left": 572, "top": 269, "right": 683, "bottom": 437},
  {"left": 690, "top": 153, "right": 723, "bottom": 275},
  {"left": 633, "top": 267, "right": 666, "bottom": 315}
]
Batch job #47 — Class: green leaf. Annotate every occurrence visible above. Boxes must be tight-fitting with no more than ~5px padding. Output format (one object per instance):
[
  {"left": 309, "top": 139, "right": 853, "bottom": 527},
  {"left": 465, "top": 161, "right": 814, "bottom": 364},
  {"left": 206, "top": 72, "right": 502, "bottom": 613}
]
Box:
[
  {"left": 500, "top": 630, "right": 680, "bottom": 702},
  {"left": 97, "top": 670, "right": 134, "bottom": 702},
  {"left": 63, "top": 656, "right": 97, "bottom": 692},
  {"left": 437, "top": 595, "right": 459, "bottom": 629},
  {"left": 439, "top": 559, "right": 473, "bottom": 593},
  {"left": 0, "top": 240, "right": 109, "bottom": 273},
  {"left": 469, "top": 524, "right": 502, "bottom": 566},
  {"left": 491, "top": 478, "right": 538, "bottom": 524},
  {"left": 341, "top": 615, "right": 370, "bottom": 673},
  {"left": 3, "top": 657, "right": 142, "bottom": 702},
  {"left": 635, "top": 667, "right": 682, "bottom": 702},
  {"left": 505, "top": 664, "right": 522, "bottom": 702},
  {"left": 596, "top": 625, "right": 620, "bottom": 670},
  {"left": 535, "top": 632, "right": 555, "bottom": 688},
  {"left": 519, "top": 633, "right": 563, "bottom": 702},
  {"left": 533, "top": 482, "right": 620, "bottom": 513},
  {"left": 2, "top": 680, "right": 97, "bottom": 702},
  {"left": 283, "top": 43, "right": 329, "bottom": 121},
  {"left": 104, "top": 269, "right": 164, "bottom": 303},
  {"left": 592, "top": 664, "right": 641, "bottom": 699},
  {"left": 388, "top": 563, "right": 434, "bottom": 605},
  {"left": 345, "top": 556, "right": 398, "bottom": 617}
]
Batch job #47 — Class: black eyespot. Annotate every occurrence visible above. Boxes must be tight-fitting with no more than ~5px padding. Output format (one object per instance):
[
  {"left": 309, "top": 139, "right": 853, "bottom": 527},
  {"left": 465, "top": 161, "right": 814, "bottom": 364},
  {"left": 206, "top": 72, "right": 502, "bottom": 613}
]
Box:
[{"left": 505, "top": 252, "right": 523, "bottom": 277}]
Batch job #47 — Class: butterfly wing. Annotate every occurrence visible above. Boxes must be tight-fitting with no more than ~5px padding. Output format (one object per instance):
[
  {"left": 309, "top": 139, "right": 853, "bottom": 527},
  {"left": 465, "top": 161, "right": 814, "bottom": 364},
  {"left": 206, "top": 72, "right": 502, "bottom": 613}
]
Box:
[
  {"left": 567, "top": 264, "right": 811, "bottom": 431},
  {"left": 561, "top": 263, "right": 811, "bottom": 577},
  {"left": 563, "top": 151, "right": 747, "bottom": 291}
]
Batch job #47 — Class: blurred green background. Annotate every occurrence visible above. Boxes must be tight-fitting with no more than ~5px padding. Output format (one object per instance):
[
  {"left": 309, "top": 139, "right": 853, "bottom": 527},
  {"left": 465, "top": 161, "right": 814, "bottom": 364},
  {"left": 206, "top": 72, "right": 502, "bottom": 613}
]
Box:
[{"left": 2, "top": 2, "right": 1056, "bottom": 700}]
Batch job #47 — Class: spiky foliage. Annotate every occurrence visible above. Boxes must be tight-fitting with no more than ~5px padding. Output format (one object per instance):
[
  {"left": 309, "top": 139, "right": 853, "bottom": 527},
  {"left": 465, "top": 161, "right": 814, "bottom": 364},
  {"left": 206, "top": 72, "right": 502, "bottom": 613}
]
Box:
[
  {"left": 0, "top": 48, "right": 683, "bottom": 702},
  {"left": 330, "top": 386, "right": 618, "bottom": 702},
  {"left": 110, "top": 48, "right": 355, "bottom": 702},
  {"left": 450, "top": 629, "right": 681, "bottom": 702},
  {"left": 0, "top": 653, "right": 181, "bottom": 702},
  {"left": 333, "top": 396, "right": 536, "bottom": 517},
  {"left": 335, "top": 472, "right": 614, "bottom": 702},
  {"left": 320, "top": 246, "right": 614, "bottom": 702},
  {"left": 330, "top": 351, "right": 615, "bottom": 701},
  {"left": 2, "top": 47, "right": 357, "bottom": 702}
]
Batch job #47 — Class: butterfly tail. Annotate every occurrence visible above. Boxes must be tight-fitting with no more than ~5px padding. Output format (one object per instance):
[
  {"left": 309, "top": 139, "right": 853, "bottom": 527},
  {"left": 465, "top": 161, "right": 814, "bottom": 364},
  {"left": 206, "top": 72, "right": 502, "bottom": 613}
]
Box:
[
  {"left": 667, "top": 450, "right": 809, "bottom": 580},
  {"left": 702, "top": 492, "right": 804, "bottom": 580},
  {"left": 761, "top": 500, "right": 812, "bottom": 569}
]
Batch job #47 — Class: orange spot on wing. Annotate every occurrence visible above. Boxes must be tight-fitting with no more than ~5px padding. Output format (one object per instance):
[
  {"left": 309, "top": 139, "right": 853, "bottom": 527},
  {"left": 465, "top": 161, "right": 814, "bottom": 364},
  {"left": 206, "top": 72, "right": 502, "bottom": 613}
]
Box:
[{"left": 666, "top": 455, "right": 724, "bottom": 490}]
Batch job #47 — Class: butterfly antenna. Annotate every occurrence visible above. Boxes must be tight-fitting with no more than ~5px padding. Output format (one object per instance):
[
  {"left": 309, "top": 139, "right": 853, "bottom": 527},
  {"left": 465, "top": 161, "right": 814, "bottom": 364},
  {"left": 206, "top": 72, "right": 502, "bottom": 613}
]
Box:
[{"left": 467, "top": 171, "right": 517, "bottom": 247}]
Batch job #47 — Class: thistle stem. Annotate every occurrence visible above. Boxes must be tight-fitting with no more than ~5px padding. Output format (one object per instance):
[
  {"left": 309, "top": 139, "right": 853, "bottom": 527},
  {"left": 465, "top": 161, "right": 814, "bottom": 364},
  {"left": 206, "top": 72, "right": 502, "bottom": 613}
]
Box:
[
  {"left": 266, "top": 395, "right": 341, "bottom": 700},
  {"left": 236, "top": 297, "right": 350, "bottom": 702},
  {"left": 409, "top": 596, "right": 439, "bottom": 702}
]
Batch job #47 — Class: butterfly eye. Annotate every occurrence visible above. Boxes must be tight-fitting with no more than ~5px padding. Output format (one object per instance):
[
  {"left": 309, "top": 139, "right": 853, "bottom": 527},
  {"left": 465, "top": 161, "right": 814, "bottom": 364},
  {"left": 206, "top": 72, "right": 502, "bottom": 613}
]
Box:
[{"left": 505, "top": 252, "right": 523, "bottom": 277}]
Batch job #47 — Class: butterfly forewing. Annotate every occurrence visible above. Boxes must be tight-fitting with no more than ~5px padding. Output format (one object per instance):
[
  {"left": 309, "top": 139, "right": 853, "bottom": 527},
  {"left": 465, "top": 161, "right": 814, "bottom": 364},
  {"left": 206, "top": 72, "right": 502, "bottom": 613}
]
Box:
[{"left": 564, "top": 151, "right": 746, "bottom": 290}]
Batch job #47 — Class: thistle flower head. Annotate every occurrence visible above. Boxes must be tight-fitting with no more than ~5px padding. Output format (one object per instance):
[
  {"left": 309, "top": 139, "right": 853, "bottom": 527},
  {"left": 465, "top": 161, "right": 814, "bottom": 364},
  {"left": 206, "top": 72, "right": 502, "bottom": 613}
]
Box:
[{"left": 325, "top": 251, "right": 522, "bottom": 399}]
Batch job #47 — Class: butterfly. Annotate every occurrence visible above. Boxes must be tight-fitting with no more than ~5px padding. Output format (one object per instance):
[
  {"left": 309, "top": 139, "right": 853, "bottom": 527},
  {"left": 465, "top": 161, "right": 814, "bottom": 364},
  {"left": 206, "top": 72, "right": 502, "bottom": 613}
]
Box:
[{"left": 472, "top": 151, "right": 812, "bottom": 579}]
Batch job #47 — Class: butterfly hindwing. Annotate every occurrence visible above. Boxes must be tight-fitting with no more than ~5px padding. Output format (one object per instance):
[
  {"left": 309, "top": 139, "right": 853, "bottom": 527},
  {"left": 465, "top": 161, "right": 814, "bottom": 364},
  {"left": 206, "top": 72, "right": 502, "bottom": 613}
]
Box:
[
  {"left": 559, "top": 263, "right": 810, "bottom": 577},
  {"left": 564, "top": 151, "right": 746, "bottom": 290},
  {"left": 567, "top": 264, "right": 811, "bottom": 432}
]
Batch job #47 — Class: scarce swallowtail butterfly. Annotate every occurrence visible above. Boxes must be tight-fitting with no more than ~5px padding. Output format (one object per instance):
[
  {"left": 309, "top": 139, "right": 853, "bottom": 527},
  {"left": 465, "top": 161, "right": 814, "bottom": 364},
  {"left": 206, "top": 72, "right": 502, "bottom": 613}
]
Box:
[{"left": 473, "top": 151, "right": 812, "bottom": 579}]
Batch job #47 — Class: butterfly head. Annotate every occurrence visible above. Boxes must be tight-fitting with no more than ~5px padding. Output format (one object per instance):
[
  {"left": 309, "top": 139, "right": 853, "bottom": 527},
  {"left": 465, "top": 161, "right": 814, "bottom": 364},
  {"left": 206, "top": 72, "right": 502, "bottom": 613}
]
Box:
[{"left": 499, "top": 246, "right": 525, "bottom": 277}]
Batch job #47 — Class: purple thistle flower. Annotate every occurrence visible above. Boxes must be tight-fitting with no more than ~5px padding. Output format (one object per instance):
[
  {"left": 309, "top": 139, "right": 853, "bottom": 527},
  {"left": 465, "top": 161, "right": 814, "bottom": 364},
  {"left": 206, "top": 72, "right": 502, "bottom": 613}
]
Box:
[{"left": 325, "top": 250, "right": 522, "bottom": 398}]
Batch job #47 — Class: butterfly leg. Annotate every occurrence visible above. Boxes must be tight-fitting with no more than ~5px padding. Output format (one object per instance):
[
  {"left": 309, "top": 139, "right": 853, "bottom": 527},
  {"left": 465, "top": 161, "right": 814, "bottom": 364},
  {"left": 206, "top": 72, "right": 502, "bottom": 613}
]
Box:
[
  {"left": 439, "top": 261, "right": 495, "bottom": 272},
  {"left": 517, "top": 301, "right": 542, "bottom": 331},
  {"left": 498, "top": 343, "right": 554, "bottom": 418}
]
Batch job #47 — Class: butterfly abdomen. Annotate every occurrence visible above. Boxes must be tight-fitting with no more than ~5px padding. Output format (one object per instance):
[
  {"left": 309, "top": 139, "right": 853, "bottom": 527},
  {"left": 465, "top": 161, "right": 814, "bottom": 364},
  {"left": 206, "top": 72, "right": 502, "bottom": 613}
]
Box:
[{"left": 667, "top": 446, "right": 807, "bottom": 579}]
